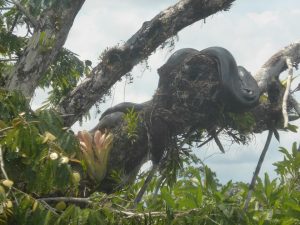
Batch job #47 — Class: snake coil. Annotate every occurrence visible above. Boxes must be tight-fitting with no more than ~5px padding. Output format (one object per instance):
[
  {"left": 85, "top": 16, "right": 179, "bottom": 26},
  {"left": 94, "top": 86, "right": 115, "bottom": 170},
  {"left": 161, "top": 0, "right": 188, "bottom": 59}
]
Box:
[
  {"left": 162, "top": 46, "right": 260, "bottom": 109},
  {"left": 97, "top": 47, "right": 260, "bottom": 129}
]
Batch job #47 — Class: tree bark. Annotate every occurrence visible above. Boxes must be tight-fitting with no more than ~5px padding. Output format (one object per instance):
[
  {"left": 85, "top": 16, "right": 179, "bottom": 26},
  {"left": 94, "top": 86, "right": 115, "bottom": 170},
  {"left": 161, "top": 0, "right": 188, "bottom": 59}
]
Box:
[
  {"left": 5, "top": 0, "right": 85, "bottom": 98},
  {"left": 254, "top": 41, "right": 300, "bottom": 93}
]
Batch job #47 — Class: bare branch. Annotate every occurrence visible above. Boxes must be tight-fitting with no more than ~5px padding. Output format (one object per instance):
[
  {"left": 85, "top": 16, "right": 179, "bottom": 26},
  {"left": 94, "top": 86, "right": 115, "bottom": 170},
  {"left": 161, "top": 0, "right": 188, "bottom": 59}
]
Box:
[
  {"left": 282, "top": 58, "right": 293, "bottom": 127},
  {"left": 0, "top": 126, "right": 13, "bottom": 134},
  {"left": 9, "top": 12, "right": 21, "bottom": 33},
  {"left": 0, "top": 7, "right": 13, "bottom": 10},
  {"left": 0, "top": 146, "right": 19, "bottom": 205},
  {"left": 0, "top": 58, "right": 18, "bottom": 62},
  {"left": 38, "top": 197, "right": 91, "bottom": 204},
  {"left": 112, "top": 208, "right": 212, "bottom": 220},
  {"left": 11, "top": 0, "right": 39, "bottom": 29},
  {"left": 0, "top": 147, "right": 9, "bottom": 180},
  {"left": 243, "top": 130, "right": 273, "bottom": 211},
  {"left": 57, "top": 0, "right": 236, "bottom": 127},
  {"left": 12, "top": 187, "right": 58, "bottom": 215},
  {"left": 254, "top": 41, "right": 300, "bottom": 93}
]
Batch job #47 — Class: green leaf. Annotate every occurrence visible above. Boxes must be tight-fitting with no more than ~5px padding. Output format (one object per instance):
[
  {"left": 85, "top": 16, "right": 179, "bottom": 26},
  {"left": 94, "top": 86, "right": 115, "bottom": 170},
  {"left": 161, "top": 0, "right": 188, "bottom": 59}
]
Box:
[
  {"left": 286, "top": 124, "right": 298, "bottom": 133},
  {"left": 161, "top": 187, "right": 175, "bottom": 208}
]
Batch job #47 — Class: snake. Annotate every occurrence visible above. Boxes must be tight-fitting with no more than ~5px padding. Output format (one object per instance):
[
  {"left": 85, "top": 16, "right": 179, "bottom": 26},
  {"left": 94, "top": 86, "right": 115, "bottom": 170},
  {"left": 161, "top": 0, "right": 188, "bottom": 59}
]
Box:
[
  {"left": 96, "top": 47, "right": 260, "bottom": 130},
  {"left": 160, "top": 46, "right": 260, "bottom": 108}
]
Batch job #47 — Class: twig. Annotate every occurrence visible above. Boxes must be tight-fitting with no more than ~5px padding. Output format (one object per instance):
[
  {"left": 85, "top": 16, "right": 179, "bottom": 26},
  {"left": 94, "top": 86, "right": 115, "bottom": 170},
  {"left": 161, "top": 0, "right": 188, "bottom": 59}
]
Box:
[
  {"left": 38, "top": 197, "right": 91, "bottom": 204},
  {"left": 0, "top": 58, "right": 18, "bottom": 62},
  {"left": 113, "top": 208, "right": 210, "bottom": 220},
  {"left": 11, "top": 0, "right": 38, "bottom": 29},
  {"left": 12, "top": 187, "right": 58, "bottom": 215},
  {"left": 213, "top": 135, "right": 225, "bottom": 153},
  {"left": 0, "top": 7, "right": 13, "bottom": 10},
  {"left": 113, "top": 208, "right": 171, "bottom": 219},
  {"left": 112, "top": 208, "right": 167, "bottom": 218},
  {"left": 0, "top": 147, "right": 9, "bottom": 179},
  {"left": 38, "top": 200, "right": 59, "bottom": 215},
  {"left": 0, "top": 126, "right": 13, "bottom": 134},
  {"left": 0, "top": 146, "right": 19, "bottom": 205},
  {"left": 205, "top": 215, "right": 222, "bottom": 225},
  {"left": 9, "top": 12, "right": 21, "bottom": 33},
  {"left": 243, "top": 130, "right": 273, "bottom": 211},
  {"left": 282, "top": 58, "right": 293, "bottom": 128},
  {"left": 198, "top": 128, "right": 223, "bottom": 148}
]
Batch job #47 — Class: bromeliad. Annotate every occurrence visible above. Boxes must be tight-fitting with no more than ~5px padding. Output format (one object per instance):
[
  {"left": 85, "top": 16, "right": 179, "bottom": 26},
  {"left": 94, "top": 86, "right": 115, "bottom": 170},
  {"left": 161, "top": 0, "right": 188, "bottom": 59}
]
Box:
[{"left": 77, "top": 130, "right": 113, "bottom": 182}]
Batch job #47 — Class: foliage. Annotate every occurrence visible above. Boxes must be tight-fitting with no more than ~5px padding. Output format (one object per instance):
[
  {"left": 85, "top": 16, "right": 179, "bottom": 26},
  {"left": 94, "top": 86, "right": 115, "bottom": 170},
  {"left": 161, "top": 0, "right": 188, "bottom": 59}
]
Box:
[
  {"left": 0, "top": 89, "right": 299, "bottom": 224},
  {"left": 39, "top": 48, "right": 86, "bottom": 105},
  {"left": 0, "top": 91, "right": 299, "bottom": 224},
  {"left": 0, "top": 1, "right": 299, "bottom": 224},
  {"left": 0, "top": 90, "right": 80, "bottom": 196},
  {"left": 123, "top": 108, "right": 139, "bottom": 142},
  {"left": 0, "top": 3, "right": 89, "bottom": 106}
]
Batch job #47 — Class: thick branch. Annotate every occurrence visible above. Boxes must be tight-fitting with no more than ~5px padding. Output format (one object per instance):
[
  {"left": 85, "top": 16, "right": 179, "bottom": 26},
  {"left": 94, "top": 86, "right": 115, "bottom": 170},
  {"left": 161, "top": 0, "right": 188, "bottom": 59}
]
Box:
[
  {"left": 254, "top": 41, "right": 300, "bottom": 93},
  {"left": 5, "top": 0, "right": 85, "bottom": 98},
  {"left": 57, "top": 0, "right": 235, "bottom": 127}
]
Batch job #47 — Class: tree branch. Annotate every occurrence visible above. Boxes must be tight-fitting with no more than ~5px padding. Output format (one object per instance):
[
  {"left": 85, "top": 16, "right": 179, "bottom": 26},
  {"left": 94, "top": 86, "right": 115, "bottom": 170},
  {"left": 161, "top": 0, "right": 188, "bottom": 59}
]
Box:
[
  {"left": 38, "top": 197, "right": 91, "bottom": 204},
  {"left": 0, "top": 146, "right": 9, "bottom": 180},
  {"left": 0, "top": 126, "right": 13, "bottom": 134},
  {"left": 243, "top": 129, "right": 273, "bottom": 211},
  {"left": 0, "top": 146, "right": 19, "bottom": 205},
  {"left": 0, "top": 58, "right": 18, "bottom": 62},
  {"left": 5, "top": 0, "right": 86, "bottom": 98},
  {"left": 11, "top": 0, "right": 39, "bottom": 29},
  {"left": 0, "top": 7, "right": 13, "bottom": 10},
  {"left": 282, "top": 58, "right": 293, "bottom": 127},
  {"left": 254, "top": 40, "right": 300, "bottom": 93},
  {"left": 57, "top": 0, "right": 235, "bottom": 127}
]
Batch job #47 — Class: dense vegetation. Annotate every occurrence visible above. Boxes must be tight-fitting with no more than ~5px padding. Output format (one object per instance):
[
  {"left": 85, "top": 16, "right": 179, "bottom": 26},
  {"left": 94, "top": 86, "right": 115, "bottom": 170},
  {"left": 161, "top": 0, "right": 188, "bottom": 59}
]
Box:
[
  {"left": 1, "top": 0, "right": 300, "bottom": 224},
  {"left": 0, "top": 91, "right": 299, "bottom": 224}
]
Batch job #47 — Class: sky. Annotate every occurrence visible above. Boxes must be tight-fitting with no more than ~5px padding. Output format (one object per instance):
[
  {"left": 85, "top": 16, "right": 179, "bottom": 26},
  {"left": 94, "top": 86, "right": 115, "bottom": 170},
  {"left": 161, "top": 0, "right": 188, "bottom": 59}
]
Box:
[{"left": 33, "top": 0, "right": 300, "bottom": 183}]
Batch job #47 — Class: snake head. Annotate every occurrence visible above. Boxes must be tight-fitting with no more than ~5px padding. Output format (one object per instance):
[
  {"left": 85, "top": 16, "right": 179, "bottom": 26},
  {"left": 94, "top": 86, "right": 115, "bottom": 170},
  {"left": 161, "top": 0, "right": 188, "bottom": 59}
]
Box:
[{"left": 237, "top": 66, "right": 259, "bottom": 104}]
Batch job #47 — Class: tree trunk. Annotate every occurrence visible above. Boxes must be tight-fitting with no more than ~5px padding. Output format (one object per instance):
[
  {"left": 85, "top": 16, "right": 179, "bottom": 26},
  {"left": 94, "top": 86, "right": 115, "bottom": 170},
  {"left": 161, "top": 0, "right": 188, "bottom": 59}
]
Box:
[{"left": 5, "top": 0, "right": 85, "bottom": 98}]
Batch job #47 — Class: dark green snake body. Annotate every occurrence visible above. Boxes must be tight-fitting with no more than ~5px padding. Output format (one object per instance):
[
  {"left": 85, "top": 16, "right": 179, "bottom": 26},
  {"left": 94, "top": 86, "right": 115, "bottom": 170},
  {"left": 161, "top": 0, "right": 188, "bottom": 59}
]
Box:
[
  {"left": 97, "top": 47, "right": 259, "bottom": 129},
  {"left": 163, "top": 46, "right": 259, "bottom": 108}
]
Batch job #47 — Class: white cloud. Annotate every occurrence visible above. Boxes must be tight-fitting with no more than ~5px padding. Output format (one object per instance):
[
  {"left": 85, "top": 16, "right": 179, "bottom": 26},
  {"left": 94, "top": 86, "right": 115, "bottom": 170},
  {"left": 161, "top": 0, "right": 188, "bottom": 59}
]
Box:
[{"left": 247, "top": 11, "right": 279, "bottom": 25}]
